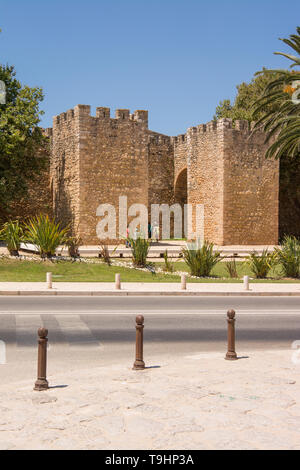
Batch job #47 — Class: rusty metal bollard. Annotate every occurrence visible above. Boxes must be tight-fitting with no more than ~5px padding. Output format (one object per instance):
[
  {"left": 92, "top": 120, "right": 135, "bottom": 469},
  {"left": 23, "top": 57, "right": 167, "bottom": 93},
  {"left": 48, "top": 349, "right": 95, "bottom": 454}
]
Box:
[
  {"left": 133, "top": 315, "right": 145, "bottom": 370},
  {"left": 225, "top": 309, "right": 238, "bottom": 361},
  {"left": 34, "top": 327, "right": 49, "bottom": 391}
]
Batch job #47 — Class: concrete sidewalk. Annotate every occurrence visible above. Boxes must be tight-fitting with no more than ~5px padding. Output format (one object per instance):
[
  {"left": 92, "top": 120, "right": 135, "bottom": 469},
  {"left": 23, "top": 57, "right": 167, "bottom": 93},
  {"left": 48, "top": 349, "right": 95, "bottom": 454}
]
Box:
[{"left": 1, "top": 281, "right": 300, "bottom": 296}]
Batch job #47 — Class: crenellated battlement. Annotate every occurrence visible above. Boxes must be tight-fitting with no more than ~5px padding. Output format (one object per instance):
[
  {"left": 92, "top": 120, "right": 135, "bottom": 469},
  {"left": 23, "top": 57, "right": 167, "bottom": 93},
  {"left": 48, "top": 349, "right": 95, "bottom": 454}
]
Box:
[
  {"left": 148, "top": 132, "right": 172, "bottom": 145},
  {"left": 173, "top": 134, "right": 186, "bottom": 144},
  {"left": 173, "top": 118, "right": 257, "bottom": 148},
  {"left": 53, "top": 104, "right": 149, "bottom": 128}
]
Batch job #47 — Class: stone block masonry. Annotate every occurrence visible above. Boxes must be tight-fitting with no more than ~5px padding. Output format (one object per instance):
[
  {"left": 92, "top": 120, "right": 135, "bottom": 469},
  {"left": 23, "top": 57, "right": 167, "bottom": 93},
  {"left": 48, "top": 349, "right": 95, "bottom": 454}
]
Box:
[
  {"left": 40, "top": 106, "right": 280, "bottom": 245},
  {"left": 177, "top": 118, "right": 279, "bottom": 245}
]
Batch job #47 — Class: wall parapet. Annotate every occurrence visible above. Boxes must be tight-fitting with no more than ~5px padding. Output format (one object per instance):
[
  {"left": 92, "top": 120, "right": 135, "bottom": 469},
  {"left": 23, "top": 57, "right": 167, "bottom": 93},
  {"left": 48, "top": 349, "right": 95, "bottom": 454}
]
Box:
[
  {"left": 173, "top": 118, "right": 260, "bottom": 148},
  {"left": 53, "top": 104, "right": 149, "bottom": 129}
]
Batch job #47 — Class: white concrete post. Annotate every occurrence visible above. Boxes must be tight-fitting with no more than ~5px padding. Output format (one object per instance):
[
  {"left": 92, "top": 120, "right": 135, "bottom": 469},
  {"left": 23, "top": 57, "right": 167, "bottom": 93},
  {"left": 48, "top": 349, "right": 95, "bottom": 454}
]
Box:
[
  {"left": 181, "top": 273, "right": 187, "bottom": 290},
  {"left": 115, "top": 273, "right": 121, "bottom": 290},
  {"left": 47, "top": 272, "right": 52, "bottom": 289},
  {"left": 0, "top": 340, "right": 6, "bottom": 365},
  {"left": 243, "top": 275, "right": 249, "bottom": 291}
]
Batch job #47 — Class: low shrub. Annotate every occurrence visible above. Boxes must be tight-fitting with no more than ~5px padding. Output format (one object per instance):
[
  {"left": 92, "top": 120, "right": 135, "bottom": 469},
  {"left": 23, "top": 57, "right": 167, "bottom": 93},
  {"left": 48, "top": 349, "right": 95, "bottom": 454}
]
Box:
[
  {"left": 99, "top": 244, "right": 112, "bottom": 265},
  {"left": 0, "top": 220, "right": 24, "bottom": 256},
  {"left": 66, "top": 235, "right": 82, "bottom": 259},
  {"left": 163, "top": 250, "right": 174, "bottom": 272},
  {"left": 182, "top": 241, "right": 221, "bottom": 277},
  {"left": 274, "top": 235, "right": 300, "bottom": 278},
  {"left": 25, "top": 214, "right": 69, "bottom": 259},
  {"left": 246, "top": 249, "right": 274, "bottom": 279},
  {"left": 225, "top": 257, "right": 238, "bottom": 278},
  {"left": 127, "top": 236, "right": 150, "bottom": 267}
]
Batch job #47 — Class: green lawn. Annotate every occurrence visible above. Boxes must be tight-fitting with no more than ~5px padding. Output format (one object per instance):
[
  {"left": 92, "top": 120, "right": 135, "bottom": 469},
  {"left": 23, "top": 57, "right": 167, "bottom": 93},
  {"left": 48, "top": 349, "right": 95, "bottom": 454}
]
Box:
[{"left": 0, "top": 258, "right": 299, "bottom": 282}]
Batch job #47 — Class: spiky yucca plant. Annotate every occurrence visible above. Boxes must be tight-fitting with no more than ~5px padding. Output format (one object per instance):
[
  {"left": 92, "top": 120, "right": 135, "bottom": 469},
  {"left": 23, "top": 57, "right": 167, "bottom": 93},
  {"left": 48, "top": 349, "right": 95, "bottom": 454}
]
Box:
[
  {"left": 25, "top": 214, "right": 69, "bottom": 258},
  {"left": 0, "top": 220, "right": 24, "bottom": 256},
  {"left": 246, "top": 249, "right": 274, "bottom": 279},
  {"left": 274, "top": 235, "right": 300, "bottom": 278},
  {"left": 127, "top": 236, "right": 150, "bottom": 267},
  {"left": 182, "top": 241, "right": 221, "bottom": 277}
]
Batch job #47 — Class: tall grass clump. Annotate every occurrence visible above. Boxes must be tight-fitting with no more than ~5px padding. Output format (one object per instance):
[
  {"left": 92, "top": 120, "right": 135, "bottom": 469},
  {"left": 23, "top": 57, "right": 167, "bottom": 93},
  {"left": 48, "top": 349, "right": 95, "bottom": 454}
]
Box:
[
  {"left": 25, "top": 214, "right": 69, "bottom": 259},
  {"left": 246, "top": 249, "right": 274, "bottom": 279},
  {"left": 274, "top": 235, "right": 300, "bottom": 278},
  {"left": 99, "top": 244, "right": 114, "bottom": 266},
  {"left": 127, "top": 236, "right": 150, "bottom": 267},
  {"left": 0, "top": 220, "right": 24, "bottom": 256},
  {"left": 182, "top": 240, "right": 221, "bottom": 277},
  {"left": 225, "top": 257, "right": 238, "bottom": 278},
  {"left": 163, "top": 250, "right": 174, "bottom": 273},
  {"left": 66, "top": 234, "right": 82, "bottom": 259}
]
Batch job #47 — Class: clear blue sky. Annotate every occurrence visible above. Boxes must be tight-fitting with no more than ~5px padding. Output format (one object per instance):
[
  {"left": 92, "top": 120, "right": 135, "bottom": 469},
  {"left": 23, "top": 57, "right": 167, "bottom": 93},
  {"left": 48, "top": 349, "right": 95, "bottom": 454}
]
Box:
[{"left": 1, "top": 0, "right": 299, "bottom": 135}]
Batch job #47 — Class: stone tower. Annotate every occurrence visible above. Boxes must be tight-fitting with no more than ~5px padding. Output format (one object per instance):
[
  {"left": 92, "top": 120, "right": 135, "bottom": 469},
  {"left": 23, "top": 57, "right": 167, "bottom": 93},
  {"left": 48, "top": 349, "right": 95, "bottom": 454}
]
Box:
[
  {"left": 174, "top": 118, "right": 279, "bottom": 245},
  {"left": 49, "top": 105, "right": 279, "bottom": 245}
]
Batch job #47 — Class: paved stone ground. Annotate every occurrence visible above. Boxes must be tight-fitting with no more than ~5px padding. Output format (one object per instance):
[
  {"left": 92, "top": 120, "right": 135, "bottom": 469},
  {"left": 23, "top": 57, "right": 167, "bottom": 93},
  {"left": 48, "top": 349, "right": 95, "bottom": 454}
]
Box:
[{"left": 0, "top": 349, "right": 299, "bottom": 450}]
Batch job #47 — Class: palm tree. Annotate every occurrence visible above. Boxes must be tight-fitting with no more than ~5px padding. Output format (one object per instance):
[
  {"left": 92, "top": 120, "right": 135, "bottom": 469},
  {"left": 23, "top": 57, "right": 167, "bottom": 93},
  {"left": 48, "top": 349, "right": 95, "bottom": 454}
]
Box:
[{"left": 253, "top": 27, "right": 300, "bottom": 160}]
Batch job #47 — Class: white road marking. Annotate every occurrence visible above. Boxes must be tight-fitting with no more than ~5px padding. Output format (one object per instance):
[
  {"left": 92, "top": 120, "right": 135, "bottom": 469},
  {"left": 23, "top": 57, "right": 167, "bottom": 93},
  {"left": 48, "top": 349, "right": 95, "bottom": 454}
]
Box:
[
  {"left": 1, "top": 310, "right": 300, "bottom": 315},
  {"left": 15, "top": 315, "right": 43, "bottom": 348},
  {"left": 54, "top": 315, "right": 102, "bottom": 348}
]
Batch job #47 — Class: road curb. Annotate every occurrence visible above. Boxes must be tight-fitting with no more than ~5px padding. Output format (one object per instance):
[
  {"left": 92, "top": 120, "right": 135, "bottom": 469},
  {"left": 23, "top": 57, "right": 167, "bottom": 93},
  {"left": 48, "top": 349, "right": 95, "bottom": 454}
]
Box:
[{"left": 1, "top": 290, "right": 300, "bottom": 296}]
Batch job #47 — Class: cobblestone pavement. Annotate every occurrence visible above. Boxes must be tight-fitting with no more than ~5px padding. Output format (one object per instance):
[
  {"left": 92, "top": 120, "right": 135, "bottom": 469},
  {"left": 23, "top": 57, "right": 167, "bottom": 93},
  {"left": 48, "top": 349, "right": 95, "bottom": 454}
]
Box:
[{"left": 0, "top": 350, "right": 299, "bottom": 450}]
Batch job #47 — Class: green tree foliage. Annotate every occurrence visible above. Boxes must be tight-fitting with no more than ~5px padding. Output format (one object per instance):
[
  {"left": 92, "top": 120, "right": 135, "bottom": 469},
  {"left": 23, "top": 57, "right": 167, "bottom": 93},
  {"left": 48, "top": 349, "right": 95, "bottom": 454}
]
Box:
[
  {"left": 0, "top": 50, "right": 47, "bottom": 215},
  {"left": 214, "top": 69, "right": 280, "bottom": 122},
  {"left": 253, "top": 27, "right": 300, "bottom": 160}
]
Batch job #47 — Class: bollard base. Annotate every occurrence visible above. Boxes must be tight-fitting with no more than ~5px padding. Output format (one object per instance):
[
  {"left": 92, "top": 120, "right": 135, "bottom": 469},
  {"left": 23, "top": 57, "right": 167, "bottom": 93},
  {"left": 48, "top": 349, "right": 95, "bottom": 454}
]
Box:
[
  {"left": 34, "top": 379, "right": 49, "bottom": 391},
  {"left": 225, "top": 352, "right": 238, "bottom": 361},
  {"left": 133, "top": 360, "right": 145, "bottom": 370}
]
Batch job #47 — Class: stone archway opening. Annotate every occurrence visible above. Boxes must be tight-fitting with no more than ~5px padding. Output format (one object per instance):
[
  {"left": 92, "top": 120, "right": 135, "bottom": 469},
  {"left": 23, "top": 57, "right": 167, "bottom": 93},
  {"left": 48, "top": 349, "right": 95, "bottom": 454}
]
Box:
[{"left": 174, "top": 168, "right": 187, "bottom": 239}]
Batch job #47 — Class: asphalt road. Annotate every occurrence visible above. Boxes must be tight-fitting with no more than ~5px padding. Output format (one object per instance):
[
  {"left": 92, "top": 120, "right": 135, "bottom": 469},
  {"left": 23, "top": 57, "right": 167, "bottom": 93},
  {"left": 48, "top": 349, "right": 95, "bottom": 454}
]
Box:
[
  {"left": 0, "top": 296, "right": 299, "bottom": 384},
  {"left": 0, "top": 295, "right": 300, "bottom": 314}
]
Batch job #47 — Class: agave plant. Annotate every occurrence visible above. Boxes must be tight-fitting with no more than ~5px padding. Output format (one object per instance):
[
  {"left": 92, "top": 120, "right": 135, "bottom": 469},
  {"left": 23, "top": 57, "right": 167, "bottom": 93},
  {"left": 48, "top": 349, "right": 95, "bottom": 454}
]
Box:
[
  {"left": 127, "top": 236, "right": 150, "bottom": 267},
  {"left": 274, "top": 235, "right": 300, "bottom": 278},
  {"left": 24, "top": 214, "right": 69, "bottom": 259},
  {"left": 0, "top": 220, "right": 24, "bottom": 256},
  {"left": 246, "top": 249, "right": 275, "bottom": 279},
  {"left": 182, "top": 240, "right": 221, "bottom": 277}
]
